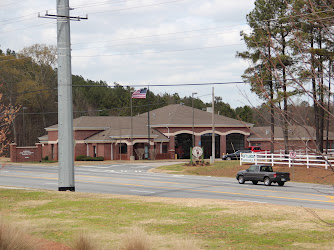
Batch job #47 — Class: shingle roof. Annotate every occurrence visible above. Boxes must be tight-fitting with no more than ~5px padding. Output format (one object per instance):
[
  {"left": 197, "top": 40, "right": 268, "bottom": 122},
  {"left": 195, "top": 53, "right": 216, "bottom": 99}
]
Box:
[
  {"left": 46, "top": 116, "right": 116, "bottom": 131},
  {"left": 139, "top": 104, "right": 253, "bottom": 128},
  {"left": 45, "top": 104, "right": 253, "bottom": 131},
  {"left": 84, "top": 116, "right": 169, "bottom": 142}
]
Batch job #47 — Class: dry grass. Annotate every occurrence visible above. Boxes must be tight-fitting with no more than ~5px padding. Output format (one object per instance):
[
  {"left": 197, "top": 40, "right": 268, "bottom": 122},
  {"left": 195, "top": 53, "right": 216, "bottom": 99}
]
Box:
[
  {"left": 1, "top": 188, "right": 334, "bottom": 249},
  {"left": 168, "top": 238, "right": 202, "bottom": 250},
  {"left": 118, "top": 227, "right": 202, "bottom": 250},
  {"left": 71, "top": 233, "right": 97, "bottom": 250},
  {"left": 0, "top": 218, "right": 38, "bottom": 250},
  {"left": 119, "top": 226, "right": 152, "bottom": 250}
]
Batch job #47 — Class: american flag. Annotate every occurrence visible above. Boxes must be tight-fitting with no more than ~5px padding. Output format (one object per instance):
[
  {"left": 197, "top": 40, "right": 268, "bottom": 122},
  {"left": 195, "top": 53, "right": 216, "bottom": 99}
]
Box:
[{"left": 132, "top": 88, "right": 147, "bottom": 99}]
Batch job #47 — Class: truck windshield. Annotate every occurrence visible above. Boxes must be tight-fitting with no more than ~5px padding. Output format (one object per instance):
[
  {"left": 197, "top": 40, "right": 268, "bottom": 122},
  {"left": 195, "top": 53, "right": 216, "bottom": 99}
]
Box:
[{"left": 260, "top": 166, "right": 273, "bottom": 172}]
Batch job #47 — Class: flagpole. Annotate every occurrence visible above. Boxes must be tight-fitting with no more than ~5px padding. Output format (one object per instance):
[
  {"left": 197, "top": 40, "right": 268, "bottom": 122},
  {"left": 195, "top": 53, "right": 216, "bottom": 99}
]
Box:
[
  {"left": 130, "top": 89, "right": 134, "bottom": 160},
  {"left": 147, "top": 86, "right": 150, "bottom": 160}
]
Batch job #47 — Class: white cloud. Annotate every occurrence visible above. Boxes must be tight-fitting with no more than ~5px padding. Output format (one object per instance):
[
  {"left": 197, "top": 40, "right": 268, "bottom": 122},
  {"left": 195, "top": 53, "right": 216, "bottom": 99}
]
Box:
[{"left": 1, "top": 0, "right": 260, "bottom": 108}]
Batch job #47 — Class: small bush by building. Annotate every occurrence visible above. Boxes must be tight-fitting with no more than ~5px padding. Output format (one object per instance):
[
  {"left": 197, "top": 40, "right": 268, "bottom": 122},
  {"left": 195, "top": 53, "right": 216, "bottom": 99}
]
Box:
[{"left": 76, "top": 155, "right": 104, "bottom": 161}]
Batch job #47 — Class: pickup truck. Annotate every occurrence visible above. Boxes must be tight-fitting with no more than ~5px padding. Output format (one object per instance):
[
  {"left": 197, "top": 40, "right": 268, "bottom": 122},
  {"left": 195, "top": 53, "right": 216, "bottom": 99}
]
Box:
[{"left": 236, "top": 164, "right": 290, "bottom": 186}]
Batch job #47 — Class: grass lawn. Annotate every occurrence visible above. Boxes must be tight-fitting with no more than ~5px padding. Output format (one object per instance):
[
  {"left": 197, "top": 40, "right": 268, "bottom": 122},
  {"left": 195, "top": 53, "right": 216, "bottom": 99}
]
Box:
[
  {"left": 1, "top": 188, "right": 334, "bottom": 249},
  {"left": 153, "top": 160, "right": 334, "bottom": 185}
]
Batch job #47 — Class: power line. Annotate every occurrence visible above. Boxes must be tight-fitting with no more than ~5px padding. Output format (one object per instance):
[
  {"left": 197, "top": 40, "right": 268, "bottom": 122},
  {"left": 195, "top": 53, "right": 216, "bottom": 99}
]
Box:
[
  {"left": 1, "top": 21, "right": 56, "bottom": 33},
  {"left": 72, "top": 0, "right": 133, "bottom": 9},
  {"left": 87, "top": 0, "right": 187, "bottom": 15},
  {"left": 69, "top": 11, "right": 333, "bottom": 48},
  {"left": 10, "top": 100, "right": 185, "bottom": 116},
  {"left": 0, "top": 14, "right": 37, "bottom": 24},
  {"left": 72, "top": 33, "right": 241, "bottom": 51},
  {"left": 0, "top": 0, "right": 24, "bottom": 7},
  {"left": 72, "top": 24, "right": 244, "bottom": 46},
  {"left": 72, "top": 44, "right": 244, "bottom": 58}
]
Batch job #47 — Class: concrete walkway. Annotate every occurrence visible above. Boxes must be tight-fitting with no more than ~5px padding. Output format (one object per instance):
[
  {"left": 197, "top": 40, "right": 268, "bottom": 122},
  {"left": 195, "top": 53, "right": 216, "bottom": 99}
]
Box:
[{"left": 0, "top": 157, "right": 187, "bottom": 167}]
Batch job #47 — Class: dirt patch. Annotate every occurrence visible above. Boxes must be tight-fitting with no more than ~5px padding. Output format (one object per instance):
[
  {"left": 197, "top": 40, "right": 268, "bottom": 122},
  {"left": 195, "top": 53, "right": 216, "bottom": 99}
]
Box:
[
  {"left": 17, "top": 200, "right": 52, "bottom": 207},
  {"left": 36, "top": 238, "right": 71, "bottom": 250},
  {"left": 138, "top": 218, "right": 184, "bottom": 225},
  {"left": 292, "top": 242, "right": 334, "bottom": 249},
  {"left": 252, "top": 220, "right": 328, "bottom": 232}
]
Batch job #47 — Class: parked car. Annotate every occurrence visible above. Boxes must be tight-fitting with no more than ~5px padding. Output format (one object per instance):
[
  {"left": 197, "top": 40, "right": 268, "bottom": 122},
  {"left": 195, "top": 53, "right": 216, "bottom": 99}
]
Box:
[
  {"left": 236, "top": 164, "right": 290, "bottom": 186},
  {"left": 222, "top": 150, "right": 252, "bottom": 160},
  {"left": 245, "top": 146, "right": 265, "bottom": 152}
]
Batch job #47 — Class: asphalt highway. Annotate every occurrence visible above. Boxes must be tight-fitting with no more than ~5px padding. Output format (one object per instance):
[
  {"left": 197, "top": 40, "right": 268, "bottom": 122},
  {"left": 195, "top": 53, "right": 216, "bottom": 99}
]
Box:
[{"left": 1, "top": 163, "right": 333, "bottom": 210}]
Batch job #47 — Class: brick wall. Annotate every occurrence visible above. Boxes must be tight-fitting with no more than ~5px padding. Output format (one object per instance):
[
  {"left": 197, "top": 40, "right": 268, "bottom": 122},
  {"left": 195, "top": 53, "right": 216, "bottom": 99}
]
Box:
[{"left": 10, "top": 143, "right": 42, "bottom": 162}]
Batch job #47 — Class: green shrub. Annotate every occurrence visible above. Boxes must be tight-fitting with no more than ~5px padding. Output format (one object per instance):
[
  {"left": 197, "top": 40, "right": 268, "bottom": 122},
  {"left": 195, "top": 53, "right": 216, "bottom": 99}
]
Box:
[
  {"left": 42, "top": 156, "right": 49, "bottom": 161},
  {"left": 75, "top": 155, "right": 104, "bottom": 161}
]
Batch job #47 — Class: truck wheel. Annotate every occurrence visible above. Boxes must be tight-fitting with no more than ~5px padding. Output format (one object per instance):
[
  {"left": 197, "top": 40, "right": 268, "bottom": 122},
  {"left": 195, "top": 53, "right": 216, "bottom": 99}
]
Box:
[
  {"left": 252, "top": 181, "right": 258, "bottom": 185},
  {"left": 238, "top": 175, "right": 245, "bottom": 184},
  {"left": 278, "top": 181, "right": 285, "bottom": 186},
  {"left": 264, "top": 177, "right": 271, "bottom": 186}
]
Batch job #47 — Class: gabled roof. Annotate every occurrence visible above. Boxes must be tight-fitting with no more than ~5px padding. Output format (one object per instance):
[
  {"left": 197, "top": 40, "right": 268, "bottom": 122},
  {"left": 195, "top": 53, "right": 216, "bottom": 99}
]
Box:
[
  {"left": 45, "top": 104, "right": 253, "bottom": 131},
  {"left": 43, "top": 104, "right": 252, "bottom": 143},
  {"left": 45, "top": 116, "right": 115, "bottom": 131},
  {"left": 139, "top": 104, "right": 253, "bottom": 128},
  {"left": 84, "top": 116, "right": 169, "bottom": 142},
  {"left": 249, "top": 125, "right": 334, "bottom": 141}
]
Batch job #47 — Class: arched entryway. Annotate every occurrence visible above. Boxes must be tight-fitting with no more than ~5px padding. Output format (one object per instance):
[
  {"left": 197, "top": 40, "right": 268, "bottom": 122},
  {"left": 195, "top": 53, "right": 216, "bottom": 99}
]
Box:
[
  {"left": 175, "top": 133, "right": 192, "bottom": 159},
  {"left": 200, "top": 133, "right": 220, "bottom": 158},
  {"left": 226, "top": 133, "right": 245, "bottom": 154}
]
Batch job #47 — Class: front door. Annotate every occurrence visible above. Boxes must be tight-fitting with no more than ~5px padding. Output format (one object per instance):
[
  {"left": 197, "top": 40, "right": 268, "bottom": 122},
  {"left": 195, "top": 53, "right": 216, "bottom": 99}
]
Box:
[{"left": 144, "top": 145, "right": 148, "bottom": 159}]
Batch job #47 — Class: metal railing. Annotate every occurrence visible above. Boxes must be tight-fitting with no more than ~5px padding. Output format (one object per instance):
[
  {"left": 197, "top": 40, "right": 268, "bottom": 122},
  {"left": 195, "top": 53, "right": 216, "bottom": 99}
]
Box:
[{"left": 240, "top": 152, "right": 334, "bottom": 169}]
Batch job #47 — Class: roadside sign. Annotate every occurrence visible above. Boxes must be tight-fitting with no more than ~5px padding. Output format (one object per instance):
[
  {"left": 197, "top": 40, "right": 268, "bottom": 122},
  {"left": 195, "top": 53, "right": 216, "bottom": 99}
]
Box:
[
  {"left": 192, "top": 146, "right": 203, "bottom": 159},
  {"left": 290, "top": 151, "right": 297, "bottom": 159}
]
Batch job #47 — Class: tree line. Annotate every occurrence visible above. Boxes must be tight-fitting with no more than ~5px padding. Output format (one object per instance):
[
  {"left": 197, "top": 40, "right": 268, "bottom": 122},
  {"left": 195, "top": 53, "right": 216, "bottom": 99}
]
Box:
[
  {"left": 238, "top": 0, "right": 334, "bottom": 153},
  {"left": 0, "top": 46, "right": 253, "bottom": 149}
]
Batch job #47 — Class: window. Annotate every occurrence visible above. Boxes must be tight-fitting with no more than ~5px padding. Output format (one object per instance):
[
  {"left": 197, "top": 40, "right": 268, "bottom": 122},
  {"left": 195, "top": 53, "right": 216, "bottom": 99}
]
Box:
[
  {"left": 248, "top": 165, "right": 257, "bottom": 172},
  {"left": 260, "top": 166, "right": 273, "bottom": 172},
  {"left": 51, "top": 144, "right": 54, "bottom": 160},
  {"left": 162, "top": 144, "right": 168, "bottom": 154},
  {"left": 120, "top": 143, "right": 127, "bottom": 154},
  {"left": 93, "top": 146, "right": 97, "bottom": 157}
]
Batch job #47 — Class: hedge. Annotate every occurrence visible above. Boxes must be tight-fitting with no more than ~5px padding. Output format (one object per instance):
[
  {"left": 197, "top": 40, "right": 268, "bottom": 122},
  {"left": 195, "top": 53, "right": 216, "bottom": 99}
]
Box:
[{"left": 76, "top": 155, "right": 104, "bottom": 161}]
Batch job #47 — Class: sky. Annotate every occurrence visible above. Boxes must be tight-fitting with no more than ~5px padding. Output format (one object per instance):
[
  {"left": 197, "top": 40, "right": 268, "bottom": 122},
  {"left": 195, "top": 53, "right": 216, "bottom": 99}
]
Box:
[{"left": 0, "top": 0, "right": 262, "bottom": 108}]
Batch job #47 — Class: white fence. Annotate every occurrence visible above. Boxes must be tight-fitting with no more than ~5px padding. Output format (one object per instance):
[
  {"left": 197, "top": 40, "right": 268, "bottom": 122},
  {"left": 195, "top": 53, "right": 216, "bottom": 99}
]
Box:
[{"left": 240, "top": 152, "right": 334, "bottom": 169}]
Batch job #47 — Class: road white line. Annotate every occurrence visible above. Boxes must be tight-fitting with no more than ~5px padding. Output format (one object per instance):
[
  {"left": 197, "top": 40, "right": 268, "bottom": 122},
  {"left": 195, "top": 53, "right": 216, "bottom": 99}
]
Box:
[
  {"left": 237, "top": 199, "right": 268, "bottom": 204},
  {"left": 130, "top": 190, "right": 155, "bottom": 194}
]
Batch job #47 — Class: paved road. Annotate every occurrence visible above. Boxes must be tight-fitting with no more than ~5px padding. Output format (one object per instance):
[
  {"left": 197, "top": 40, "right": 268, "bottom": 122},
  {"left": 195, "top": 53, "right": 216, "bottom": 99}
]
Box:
[{"left": 1, "top": 163, "right": 334, "bottom": 210}]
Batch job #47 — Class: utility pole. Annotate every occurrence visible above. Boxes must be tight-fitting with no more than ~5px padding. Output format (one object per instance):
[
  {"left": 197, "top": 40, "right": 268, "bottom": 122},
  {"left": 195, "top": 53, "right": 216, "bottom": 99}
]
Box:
[
  {"left": 57, "top": 0, "right": 74, "bottom": 191},
  {"left": 39, "top": 1, "right": 87, "bottom": 192},
  {"left": 211, "top": 87, "right": 215, "bottom": 164},
  {"left": 147, "top": 87, "right": 150, "bottom": 160},
  {"left": 130, "top": 90, "right": 134, "bottom": 160}
]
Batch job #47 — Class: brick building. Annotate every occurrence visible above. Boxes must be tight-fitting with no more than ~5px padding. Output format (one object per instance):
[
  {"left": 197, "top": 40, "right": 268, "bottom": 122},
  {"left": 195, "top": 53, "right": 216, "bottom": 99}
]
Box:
[
  {"left": 11, "top": 104, "right": 334, "bottom": 162},
  {"left": 39, "top": 104, "right": 253, "bottom": 161}
]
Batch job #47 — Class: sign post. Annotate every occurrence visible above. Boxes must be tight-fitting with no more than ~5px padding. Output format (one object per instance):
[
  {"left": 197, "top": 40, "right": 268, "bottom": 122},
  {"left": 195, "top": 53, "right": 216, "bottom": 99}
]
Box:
[{"left": 289, "top": 151, "right": 296, "bottom": 181}]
